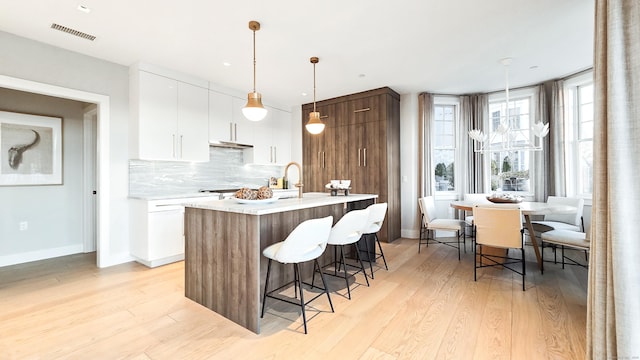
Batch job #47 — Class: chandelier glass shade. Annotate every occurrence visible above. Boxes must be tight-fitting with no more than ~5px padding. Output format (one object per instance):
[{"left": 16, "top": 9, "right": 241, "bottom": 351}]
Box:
[{"left": 469, "top": 58, "right": 549, "bottom": 153}]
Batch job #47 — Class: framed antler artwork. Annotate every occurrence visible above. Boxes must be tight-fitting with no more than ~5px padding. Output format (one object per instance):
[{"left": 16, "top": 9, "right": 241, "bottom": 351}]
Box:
[{"left": 0, "top": 110, "right": 62, "bottom": 186}]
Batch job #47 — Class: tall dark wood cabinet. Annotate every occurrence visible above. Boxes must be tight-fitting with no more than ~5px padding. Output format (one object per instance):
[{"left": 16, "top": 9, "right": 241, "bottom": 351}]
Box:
[{"left": 302, "top": 87, "right": 401, "bottom": 242}]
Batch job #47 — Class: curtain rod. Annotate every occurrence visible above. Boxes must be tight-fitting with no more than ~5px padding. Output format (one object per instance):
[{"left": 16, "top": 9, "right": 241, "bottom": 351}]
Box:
[{"left": 420, "top": 67, "right": 593, "bottom": 98}]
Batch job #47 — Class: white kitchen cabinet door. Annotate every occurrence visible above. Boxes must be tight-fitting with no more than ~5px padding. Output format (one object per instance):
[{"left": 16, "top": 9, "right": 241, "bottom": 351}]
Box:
[
  {"left": 147, "top": 208, "right": 185, "bottom": 262},
  {"left": 251, "top": 109, "right": 274, "bottom": 164},
  {"left": 177, "top": 82, "right": 209, "bottom": 161},
  {"left": 232, "top": 96, "right": 254, "bottom": 144},
  {"left": 209, "top": 90, "right": 234, "bottom": 142},
  {"left": 271, "top": 108, "right": 292, "bottom": 164},
  {"left": 137, "top": 71, "right": 178, "bottom": 160}
]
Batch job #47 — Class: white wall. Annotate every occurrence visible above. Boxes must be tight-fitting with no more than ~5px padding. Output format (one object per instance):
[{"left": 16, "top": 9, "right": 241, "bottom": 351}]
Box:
[
  {"left": 1, "top": 31, "right": 131, "bottom": 266},
  {"left": 399, "top": 92, "right": 420, "bottom": 238},
  {"left": 0, "top": 89, "right": 86, "bottom": 265}
]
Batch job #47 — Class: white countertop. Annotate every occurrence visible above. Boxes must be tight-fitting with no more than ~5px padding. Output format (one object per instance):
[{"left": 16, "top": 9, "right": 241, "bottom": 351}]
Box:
[{"left": 184, "top": 192, "right": 378, "bottom": 215}]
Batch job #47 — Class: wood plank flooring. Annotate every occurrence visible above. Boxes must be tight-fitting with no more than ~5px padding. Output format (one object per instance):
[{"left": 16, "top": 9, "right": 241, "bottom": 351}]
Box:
[{"left": 0, "top": 238, "right": 588, "bottom": 359}]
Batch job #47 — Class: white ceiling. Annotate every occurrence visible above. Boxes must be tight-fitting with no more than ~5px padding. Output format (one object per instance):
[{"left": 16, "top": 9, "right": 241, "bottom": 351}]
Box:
[{"left": 0, "top": 0, "right": 594, "bottom": 109}]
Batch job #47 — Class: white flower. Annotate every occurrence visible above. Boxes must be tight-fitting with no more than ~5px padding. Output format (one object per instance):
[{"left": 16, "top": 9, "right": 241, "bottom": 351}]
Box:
[
  {"left": 468, "top": 129, "right": 487, "bottom": 142},
  {"left": 532, "top": 121, "right": 550, "bottom": 138}
]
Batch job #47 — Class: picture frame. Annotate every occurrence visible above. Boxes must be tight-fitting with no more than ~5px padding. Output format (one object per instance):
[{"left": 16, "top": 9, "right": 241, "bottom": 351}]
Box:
[{"left": 0, "top": 110, "right": 63, "bottom": 186}]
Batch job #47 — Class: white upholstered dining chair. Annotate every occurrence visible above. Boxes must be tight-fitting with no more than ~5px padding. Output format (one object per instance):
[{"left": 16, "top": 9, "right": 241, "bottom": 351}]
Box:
[
  {"left": 418, "top": 196, "right": 465, "bottom": 260},
  {"left": 473, "top": 204, "right": 526, "bottom": 291}
]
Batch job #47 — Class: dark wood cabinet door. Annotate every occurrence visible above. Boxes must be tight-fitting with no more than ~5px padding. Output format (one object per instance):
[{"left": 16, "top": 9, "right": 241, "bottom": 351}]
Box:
[{"left": 302, "top": 87, "right": 400, "bottom": 242}]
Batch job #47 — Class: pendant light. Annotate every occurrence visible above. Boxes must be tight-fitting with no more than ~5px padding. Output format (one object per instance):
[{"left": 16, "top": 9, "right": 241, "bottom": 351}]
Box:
[
  {"left": 305, "top": 56, "right": 325, "bottom": 134},
  {"left": 242, "top": 20, "right": 267, "bottom": 122}
]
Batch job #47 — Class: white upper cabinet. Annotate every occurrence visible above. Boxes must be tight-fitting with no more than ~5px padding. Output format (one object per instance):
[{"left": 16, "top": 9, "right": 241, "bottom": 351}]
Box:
[
  {"left": 131, "top": 68, "right": 209, "bottom": 162},
  {"left": 252, "top": 106, "right": 292, "bottom": 164},
  {"left": 177, "top": 82, "right": 209, "bottom": 161},
  {"left": 208, "top": 90, "right": 254, "bottom": 145}
]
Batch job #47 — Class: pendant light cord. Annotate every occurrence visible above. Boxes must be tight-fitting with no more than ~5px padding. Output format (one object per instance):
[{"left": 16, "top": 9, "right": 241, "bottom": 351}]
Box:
[
  {"left": 313, "top": 62, "right": 317, "bottom": 112},
  {"left": 252, "top": 29, "right": 257, "bottom": 93}
]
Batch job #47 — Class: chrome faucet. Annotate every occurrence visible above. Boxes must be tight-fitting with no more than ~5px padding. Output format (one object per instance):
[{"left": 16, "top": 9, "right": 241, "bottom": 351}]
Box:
[{"left": 284, "top": 161, "right": 304, "bottom": 198}]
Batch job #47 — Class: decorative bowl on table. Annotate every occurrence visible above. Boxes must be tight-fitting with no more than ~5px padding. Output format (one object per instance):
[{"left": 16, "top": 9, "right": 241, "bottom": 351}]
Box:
[
  {"left": 486, "top": 194, "right": 523, "bottom": 204},
  {"left": 232, "top": 186, "right": 278, "bottom": 204}
]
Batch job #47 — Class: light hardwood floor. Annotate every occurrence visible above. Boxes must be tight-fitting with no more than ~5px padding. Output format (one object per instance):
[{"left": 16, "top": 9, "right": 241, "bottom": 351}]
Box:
[{"left": 0, "top": 238, "right": 588, "bottom": 359}]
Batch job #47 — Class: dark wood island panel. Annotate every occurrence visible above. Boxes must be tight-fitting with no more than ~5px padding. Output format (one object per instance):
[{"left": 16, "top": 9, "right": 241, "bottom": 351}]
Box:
[{"left": 184, "top": 196, "right": 375, "bottom": 333}]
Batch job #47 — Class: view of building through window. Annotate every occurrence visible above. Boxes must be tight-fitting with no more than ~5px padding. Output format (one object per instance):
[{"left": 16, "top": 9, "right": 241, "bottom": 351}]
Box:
[
  {"left": 566, "top": 81, "right": 594, "bottom": 197},
  {"left": 433, "top": 104, "right": 456, "bottom": 192},
  {"left": 488, "top": 97, "right": 532, "bottom": 193}
]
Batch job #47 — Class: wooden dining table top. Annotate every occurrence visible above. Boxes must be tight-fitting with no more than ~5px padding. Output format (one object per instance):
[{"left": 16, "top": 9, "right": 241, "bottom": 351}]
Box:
[
  {"left": 450, "top": 200, "right": 577, "bottom": 215},
  {"left": 450, "top": 200, "right": 577, "bottom": 270}
]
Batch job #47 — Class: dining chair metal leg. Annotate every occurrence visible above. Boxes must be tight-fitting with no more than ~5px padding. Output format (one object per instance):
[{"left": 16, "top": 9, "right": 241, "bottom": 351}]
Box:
[
  {"left": 340, "top": 245, "right": 351, "bottom": 300},
  {"left": 353, "top": 242, "right": 370, "bottom": 287},
  {"left": 362, "top": 235, "right": 375, "bottom": 279}
]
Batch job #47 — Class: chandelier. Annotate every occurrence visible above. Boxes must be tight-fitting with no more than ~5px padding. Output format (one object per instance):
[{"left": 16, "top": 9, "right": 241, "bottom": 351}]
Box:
[{"left": 468, "top": 58, "right": 549, "bottom": 153}]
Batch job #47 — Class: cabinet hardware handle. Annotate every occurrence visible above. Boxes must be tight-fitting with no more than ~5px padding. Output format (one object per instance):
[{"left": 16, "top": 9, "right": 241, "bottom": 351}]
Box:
[
  {"left": 320, "top": 115, "right": 328, "bottom": 119},
  {"left": 234, "top": 123, "right": 238, "bottom": 141},
  {"left": 358, "top": 148, "right": 361, "bottom": 167},
  {"left": 364, "top": 147, "right": 367, "bottom": 167},
  {"left": 180, "top": 135, "right": 184, "bottom": 159},
  {"left": 229, "top": 123, "right": 233, "bottom": 141},
  {"left": 274, "top": 146, "right": 277, "bottom": 163},
  {"left": 172, "top": 134, "right": 176, "bottom": 158},
  {"left": 354, "top": 108, "right": 370, "bottom": 113},
  {"left": 318, "top": 151, "right": 321, "bottom": 168},
  {"left": 322, "top": 151, "right": 325, "bottom": 168}
]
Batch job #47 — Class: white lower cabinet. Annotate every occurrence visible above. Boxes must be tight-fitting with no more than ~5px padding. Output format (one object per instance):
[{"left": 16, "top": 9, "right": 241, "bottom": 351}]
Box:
[{"left": 130, "top": 196, "right": 219, "bottom": 267}]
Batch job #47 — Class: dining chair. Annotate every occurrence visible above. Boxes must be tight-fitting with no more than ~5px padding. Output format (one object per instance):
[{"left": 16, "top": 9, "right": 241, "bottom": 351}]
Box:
[
  {"left": 463, "top": 193, "right": 491, "bottom": 240},
  {"left": 359, "top": 203, "right": 389, "bottom": 279},
  {"left": 473, "top": 204, "right": 526, "bottom": 291},
  {"left": 530, "top": 196, "right": 585, "bottom": 232},
  {"left": 418, "top": 196, "right": 465, "bottom": 260},
  {"left": 261, "top": 215, "right": 334, "bottom": 334},
  {"left": 314, "top": 209, "right": 370, "bottom": 300},
  {"left": 540, "top": 228, "right": 590, "bottom": 273}
]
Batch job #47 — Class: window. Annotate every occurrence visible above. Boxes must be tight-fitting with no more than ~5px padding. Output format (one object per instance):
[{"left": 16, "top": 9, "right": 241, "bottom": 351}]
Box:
[
  {"left": 486, "top": 88, "right": 536, "bottom": 195},
  {"left": 433, "top": 101, "right": 457, "bottom": 192},
  {"left": 565, "top": 73, "right": 594, "bottom": 199}
]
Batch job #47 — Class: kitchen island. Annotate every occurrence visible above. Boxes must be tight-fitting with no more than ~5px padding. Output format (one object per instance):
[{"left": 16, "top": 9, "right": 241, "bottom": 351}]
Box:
[{"left": 183, "top": 192, "right": 377, "bottom": 333}]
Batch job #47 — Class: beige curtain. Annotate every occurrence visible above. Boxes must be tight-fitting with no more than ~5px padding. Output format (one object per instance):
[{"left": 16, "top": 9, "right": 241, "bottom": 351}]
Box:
[
  {"left": 418, "top": 93, "right": 435, "bottom": 197},
  {"left": 588, "top": 0, "right": 640, "bottom": 358},
  {"left": 533, "top": 84, "right": 549, "bottom": 202},
  {"left": 549, "top": 80, "right": 567, "bottom": 197},
  {"left": 460, "top": 94, "right": 488, "bottom": 194}
]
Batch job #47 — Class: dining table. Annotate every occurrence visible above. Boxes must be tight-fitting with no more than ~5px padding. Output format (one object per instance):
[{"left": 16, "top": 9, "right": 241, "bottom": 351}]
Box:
[{"left": 450, "top": 200, "right": 577, "bottom": 270}]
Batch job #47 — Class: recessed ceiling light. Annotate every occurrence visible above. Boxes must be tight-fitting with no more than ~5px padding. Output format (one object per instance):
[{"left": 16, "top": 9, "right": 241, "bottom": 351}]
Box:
[
  {"left": 529, "top": 65, "right": 539, "bottom": 69},
  {"left": 77, "top": 5, "right": 91, "bottom": 13},
  {"left": 301, "top": 92, "right": 308, "bottom": 96},
  {"left": 223, "top": 62, "right": 231, "bottom": 67},
  {"left": 358, "top": 74, "right": 366, "bottom": 78}
]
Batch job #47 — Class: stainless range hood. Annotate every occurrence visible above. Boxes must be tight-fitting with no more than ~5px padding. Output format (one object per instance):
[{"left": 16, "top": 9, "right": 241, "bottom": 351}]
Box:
[{"left": 209, "top": 140, "right": 254, "bottom": 149}]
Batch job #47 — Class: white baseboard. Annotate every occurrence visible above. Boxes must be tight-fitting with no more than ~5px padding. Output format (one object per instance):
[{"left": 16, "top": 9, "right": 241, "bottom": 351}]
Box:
[
  {"left": 132, "top": 254, "right": 184, "bottom": 268},
  {"left": 402, "top": 229, "right": 420, "bottom": 239},
  {"left": 0, "top": 244, "right": 84, "bottom": 267}
]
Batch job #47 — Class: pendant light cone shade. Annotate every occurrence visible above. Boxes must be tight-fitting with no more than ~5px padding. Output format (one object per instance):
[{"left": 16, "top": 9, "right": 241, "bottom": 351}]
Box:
[
  {"left": 243, "top": 20, "right": 267, "bottom": 121},
  {"left": 305, "top": 56, "right": 325, "bottom": 134}
]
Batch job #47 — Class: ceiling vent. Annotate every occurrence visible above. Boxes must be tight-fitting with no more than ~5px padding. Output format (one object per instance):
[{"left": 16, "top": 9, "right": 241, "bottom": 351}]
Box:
[{"left": 50, "top": 23, "right": 96, "bottom": 41}]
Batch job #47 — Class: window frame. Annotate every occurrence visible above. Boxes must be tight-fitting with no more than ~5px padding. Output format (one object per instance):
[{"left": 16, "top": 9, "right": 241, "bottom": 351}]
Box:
[
  {"left": 433, "top": 96, "right": 460, "bottom": 196},
  {"left": 563, "top": 71, "right": 594, "bottom": 204},
  {"left": 484, "top": 87, "right": 538, "bottom": 198}
]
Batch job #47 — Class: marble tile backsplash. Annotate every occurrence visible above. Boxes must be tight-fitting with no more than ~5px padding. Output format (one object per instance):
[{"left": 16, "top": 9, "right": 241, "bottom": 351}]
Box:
[{"left": 129, "top": 147, "right": 284, "bottom": 197}]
